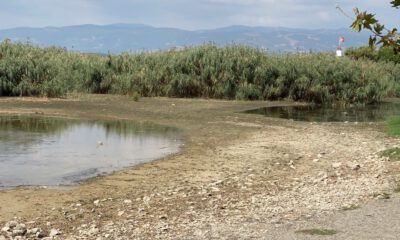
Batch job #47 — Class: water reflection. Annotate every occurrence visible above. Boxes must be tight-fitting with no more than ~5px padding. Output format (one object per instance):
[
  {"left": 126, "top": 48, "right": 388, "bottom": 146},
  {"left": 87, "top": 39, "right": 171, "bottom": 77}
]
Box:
[
  {"left": 0, "top": 116, "right": 182, "bottom": 187},
  {"left": 245, "top": 102, "right": 400, "bottom": 122}
]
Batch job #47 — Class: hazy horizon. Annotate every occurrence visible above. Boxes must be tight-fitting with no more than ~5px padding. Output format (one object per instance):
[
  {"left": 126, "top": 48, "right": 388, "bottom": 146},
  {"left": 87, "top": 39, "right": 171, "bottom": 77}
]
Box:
[
  {"left": 0, "top": 1, "right": 398, "bottom": 31},
  {"left": 0, "top": 23, "right": 363, "bottom": 31}
]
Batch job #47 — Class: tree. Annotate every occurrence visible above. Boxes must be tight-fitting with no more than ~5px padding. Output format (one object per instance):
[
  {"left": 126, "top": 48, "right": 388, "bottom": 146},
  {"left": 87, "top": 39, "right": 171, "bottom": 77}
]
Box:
[{"left": 350, "top": 0, "right": 400, "bottom": 53}]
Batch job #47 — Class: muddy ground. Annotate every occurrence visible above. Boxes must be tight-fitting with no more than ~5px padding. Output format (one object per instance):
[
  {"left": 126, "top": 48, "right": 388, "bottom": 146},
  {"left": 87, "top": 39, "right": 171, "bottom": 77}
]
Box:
[{"left": 0, "top": 95, "right": 400, "bottom": 239}]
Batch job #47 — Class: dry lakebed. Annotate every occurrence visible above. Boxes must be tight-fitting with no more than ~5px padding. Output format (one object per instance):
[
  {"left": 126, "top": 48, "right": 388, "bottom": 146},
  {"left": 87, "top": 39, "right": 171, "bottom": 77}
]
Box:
[{"left": 0, "top": 95, "right": 400, "bottom": 239}]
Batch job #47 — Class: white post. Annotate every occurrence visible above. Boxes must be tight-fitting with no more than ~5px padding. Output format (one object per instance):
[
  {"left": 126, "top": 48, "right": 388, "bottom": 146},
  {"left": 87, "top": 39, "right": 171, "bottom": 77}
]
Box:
[
  {"left": 336, "top": 47, "right": 343, "bottom": 57},
  {"left": 336, "top": 36, "right": 345, "bottom": 57}
]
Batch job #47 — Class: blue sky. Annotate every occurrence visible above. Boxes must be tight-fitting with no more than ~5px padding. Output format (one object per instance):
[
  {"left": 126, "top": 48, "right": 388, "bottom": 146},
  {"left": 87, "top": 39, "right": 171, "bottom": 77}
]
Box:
[{"left": 0, "top": 0, "right": 398, "bottom": 30}]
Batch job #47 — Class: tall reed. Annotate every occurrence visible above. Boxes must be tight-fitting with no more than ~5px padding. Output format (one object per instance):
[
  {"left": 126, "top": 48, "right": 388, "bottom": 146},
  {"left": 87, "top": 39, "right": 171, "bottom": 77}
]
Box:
[{"left": 0, "top": 41, "right": 398, "bottom": 104}]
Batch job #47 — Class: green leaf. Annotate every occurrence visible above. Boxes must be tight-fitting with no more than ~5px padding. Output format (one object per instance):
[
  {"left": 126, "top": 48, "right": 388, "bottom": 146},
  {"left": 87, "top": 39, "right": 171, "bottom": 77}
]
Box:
[
  {"left": 363, "top": 13, "right": 378, "bottom": 28},
  {"left": 391, "top": 0, "right": 400, "bottom": 8},
  {"left": 373, "top": 24, "right": 384, "bottom": 34},
  {"left": 365, "top": 13, "right": 378, "bottom": 23},
  {"left": 351, "top": 3, "right": 400, "bottom": 54},
  {"left": 351, "top": 20, "right": 362, "bottom": 32}
]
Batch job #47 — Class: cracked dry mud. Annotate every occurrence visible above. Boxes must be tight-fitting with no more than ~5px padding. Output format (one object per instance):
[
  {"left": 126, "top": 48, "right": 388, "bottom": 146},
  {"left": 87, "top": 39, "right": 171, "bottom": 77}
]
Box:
[{"left": 0, "top": 96, "right": 400, "bottom": 239}]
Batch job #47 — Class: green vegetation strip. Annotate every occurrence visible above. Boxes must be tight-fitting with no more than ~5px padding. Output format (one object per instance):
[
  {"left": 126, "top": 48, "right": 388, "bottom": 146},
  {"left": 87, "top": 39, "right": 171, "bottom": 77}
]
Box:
[
  {"left": 387, "top": 117, "right": 400, "bottom": 137},
  {"left": 296, "top": 228, "right": 338, "bottom": 236},
  {"left": 346, "top": 46, "right": 400, "bottom": 64},
  {"left": 381, "top": 117, "right": 400, "bottom": 162},
  {"left": 1, "top": 41, "right": 399, "bottom": 104}
]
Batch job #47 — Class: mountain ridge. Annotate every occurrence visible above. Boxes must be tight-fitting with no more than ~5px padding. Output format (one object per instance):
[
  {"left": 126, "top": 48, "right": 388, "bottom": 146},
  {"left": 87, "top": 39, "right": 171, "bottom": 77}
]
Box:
[{"left": 0, "top": 24, "right": 370, "bottom": 53}]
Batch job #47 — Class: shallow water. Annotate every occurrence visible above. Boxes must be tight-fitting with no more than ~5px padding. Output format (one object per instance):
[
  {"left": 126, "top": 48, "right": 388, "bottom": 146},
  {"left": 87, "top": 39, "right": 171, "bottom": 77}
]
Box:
[
  {"left": 0, "top": 116, "right": 182, "bottom": 187},
  {"left": 245, "top": 102, "right": 400, "bottom": 122}
]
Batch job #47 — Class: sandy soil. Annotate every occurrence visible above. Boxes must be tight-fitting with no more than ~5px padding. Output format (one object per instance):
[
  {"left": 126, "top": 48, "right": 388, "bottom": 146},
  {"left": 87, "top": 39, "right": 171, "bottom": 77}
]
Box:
[{"left": 0, "top": 95, "right": 400, "bottom": 239}]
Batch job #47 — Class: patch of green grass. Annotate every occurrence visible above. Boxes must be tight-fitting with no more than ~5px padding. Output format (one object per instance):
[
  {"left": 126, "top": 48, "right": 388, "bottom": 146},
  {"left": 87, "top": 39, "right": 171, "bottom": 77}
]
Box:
[
  {"left": 131, "top": 91, "right": 140, "bottom": 102},
  {"left": 342, "top": 205, "right": 360, "bottom": 211},
  {"left": 382, "top": 192, "right": 391, "bottom": 199},
  {"left": 383, "top": 117, "right": 400, "bottom": 162},
  {"left": 296, "top": 228, "right": 337, "bottom": 236},
  {"left": 380, "top": 148, "right": 400, "bottom": 162},
  {"left": 386, "top": 117, "right": 400, "bottom": 137}
]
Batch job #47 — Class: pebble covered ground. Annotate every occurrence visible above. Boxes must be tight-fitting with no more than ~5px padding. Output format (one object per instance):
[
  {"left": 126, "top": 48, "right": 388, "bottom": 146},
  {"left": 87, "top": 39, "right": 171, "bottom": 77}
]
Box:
[{"left": 1, "top": 96, "right": 400, "bottom": 239}]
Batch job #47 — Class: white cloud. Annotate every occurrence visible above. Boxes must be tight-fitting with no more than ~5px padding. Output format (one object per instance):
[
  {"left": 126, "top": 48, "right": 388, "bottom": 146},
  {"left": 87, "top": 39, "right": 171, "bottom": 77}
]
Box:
[{"left": 0, "top": 0, "right": 397, "bottom": 30}]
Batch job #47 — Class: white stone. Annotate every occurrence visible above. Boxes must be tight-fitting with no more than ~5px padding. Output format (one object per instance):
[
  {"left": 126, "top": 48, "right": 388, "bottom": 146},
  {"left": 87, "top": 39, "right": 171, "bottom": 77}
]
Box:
[
  {"left": 117, "top": 211, "right": 125, "bottom": 217},
  {"left": 14, "top": 224, "right": 26, "bottom": 231},
  {"left": 29, "top": 228, "right": 40, "bottom": 235},
  {"left": 332, "top": 162, "right": 342, "bottom": 169},
  {"left": 49, "top": 228, "right": 61, "bottom": 237},
  {"left": 347, "top": 162, "right": 361, "bottom": 170},
  {"left": 6, "top": 221, "right": 18, "bottom": 228},
  {"left": 12, "top": 229, "right": 25, "bottom": 237},
  {"left": 88, "top": 227, "right": 99, "bottom": 236}
]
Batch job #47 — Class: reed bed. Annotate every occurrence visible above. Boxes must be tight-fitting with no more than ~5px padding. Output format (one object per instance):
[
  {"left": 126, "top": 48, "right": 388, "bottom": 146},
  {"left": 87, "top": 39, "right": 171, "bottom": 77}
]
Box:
[{"left": 1, "top": 41, "right": 399, "bottom": 104}]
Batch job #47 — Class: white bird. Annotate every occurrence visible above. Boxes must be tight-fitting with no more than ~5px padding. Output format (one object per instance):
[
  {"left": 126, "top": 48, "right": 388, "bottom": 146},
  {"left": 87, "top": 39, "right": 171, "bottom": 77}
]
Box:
[{"left": 96, "top": 141, "right": 103, "bottom": 148}]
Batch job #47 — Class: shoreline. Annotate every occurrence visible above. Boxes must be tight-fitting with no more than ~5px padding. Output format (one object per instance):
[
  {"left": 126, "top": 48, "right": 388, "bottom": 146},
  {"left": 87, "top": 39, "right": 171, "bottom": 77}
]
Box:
[{"left": 1, "top": 95, "right": 399, "bottom": 239}]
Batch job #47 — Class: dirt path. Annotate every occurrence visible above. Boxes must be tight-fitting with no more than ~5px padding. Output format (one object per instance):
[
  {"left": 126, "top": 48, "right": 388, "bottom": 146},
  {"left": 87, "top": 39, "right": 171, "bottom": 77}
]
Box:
[
  {"left": 267, "top": 195, "right": 400, "bottom": 240},
  {"left": 0, "top": 96, "right": 399, "bottom": 239}
]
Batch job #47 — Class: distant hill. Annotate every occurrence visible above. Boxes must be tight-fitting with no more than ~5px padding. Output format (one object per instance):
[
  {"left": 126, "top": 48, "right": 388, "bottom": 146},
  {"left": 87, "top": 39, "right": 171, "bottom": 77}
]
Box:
[{"left": 0, "top": 24, "right": 371, "bottom": 53}]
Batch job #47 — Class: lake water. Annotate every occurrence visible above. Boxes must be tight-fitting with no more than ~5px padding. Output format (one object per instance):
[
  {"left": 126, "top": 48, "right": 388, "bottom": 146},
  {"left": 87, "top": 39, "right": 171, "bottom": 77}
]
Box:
[
  {"left": 245, "top": 102, "right": 400, "bottom": 122},
  {"left": 0, "top": 116, "right": 182, "bottom": 188}
]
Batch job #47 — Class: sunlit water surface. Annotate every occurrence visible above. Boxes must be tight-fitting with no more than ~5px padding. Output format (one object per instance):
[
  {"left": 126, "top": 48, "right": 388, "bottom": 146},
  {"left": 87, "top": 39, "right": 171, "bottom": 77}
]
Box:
[
  {"left": 0, "top": 116, "right": 182, "bottom": 187},
  {"left": 245, "top": 102, "right": 400, "bottom": 122}
]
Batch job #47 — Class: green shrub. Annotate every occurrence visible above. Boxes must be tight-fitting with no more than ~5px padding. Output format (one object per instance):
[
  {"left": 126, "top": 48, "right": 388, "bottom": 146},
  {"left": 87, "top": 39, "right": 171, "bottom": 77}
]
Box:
[
  {"left": 131, "top": 91, "right": 140, "bottom": 102},
  {"left": 235, "top": 82, "right": 261, "bottom": 100},
  {"left": 346, "top": 46, "right": 378, "bottom": 61},
  {"left": 0, "top": 41, "right": 398, "bottom": 105},
  {"left": 167, "top": 74, "right": 202, "bottom": 97},
  {"left": 346, "top": 46, "right": 400, "bottom": 64},
  {"left": 378, "top": 47, "right": 400, "bottom": 64}
]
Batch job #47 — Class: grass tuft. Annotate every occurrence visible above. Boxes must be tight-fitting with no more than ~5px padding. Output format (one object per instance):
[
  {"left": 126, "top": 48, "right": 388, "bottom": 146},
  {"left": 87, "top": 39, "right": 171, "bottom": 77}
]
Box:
[
  {"left": 131, "top": 91, "right": 140, "bottom": 102},
  {"left": 386, "top": 117, "right": 400, "bottom": 137},
  {"left": 342, "top": 205, "right": 360, "bottom": 211},
  {"left": 296, "top": 228, "right": 337, "bottom": 236},
  {"left": 380, "top": 148, "right": 400, "bottom": 162},
  {"left": 382, "top": 192, "right": 391, "bottom": 199}
]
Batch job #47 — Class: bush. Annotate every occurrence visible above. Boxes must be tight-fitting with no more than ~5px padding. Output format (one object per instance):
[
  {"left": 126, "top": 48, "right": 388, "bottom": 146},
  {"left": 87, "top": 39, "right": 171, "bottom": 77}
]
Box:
[
  {"left": 0, "top": 41, "right": 398, "bottom": 105},
  {"left": 346, "top": 46, "right": 400, "bottom": 64},
  {"left": 345, "top": 46, "right": 378, "bottom": 61}
]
